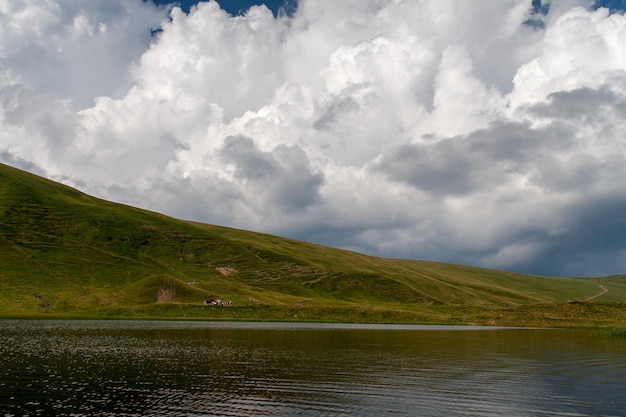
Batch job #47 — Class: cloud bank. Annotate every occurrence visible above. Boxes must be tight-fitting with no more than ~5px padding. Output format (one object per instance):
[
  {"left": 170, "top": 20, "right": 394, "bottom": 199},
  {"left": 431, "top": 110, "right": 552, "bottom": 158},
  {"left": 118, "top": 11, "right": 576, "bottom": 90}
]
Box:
[{"left": 2, "top": 0, "right": 626, "bottom": 276}]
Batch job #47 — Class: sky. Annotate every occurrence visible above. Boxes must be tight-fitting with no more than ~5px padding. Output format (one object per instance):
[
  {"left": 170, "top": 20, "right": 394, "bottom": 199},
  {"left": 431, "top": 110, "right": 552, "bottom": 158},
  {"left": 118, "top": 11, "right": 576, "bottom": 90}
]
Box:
[
  {"left": 149, "top": 0, "right": 297, "bottom": 16},
  {"left": 1, "top": 0, "right": 626, "bottom": 277}
]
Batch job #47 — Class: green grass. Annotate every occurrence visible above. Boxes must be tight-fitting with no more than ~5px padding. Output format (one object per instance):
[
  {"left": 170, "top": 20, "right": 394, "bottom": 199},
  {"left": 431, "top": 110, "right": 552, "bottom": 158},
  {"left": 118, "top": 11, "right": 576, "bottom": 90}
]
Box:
[{"left": 1, "top": 162, "right": 626, "bottom": 327}]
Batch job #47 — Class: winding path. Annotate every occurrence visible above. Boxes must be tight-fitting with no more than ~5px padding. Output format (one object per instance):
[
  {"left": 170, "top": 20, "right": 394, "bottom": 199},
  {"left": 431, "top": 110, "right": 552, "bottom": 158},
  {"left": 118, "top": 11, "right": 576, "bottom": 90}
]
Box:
[{"left": 585, "top": 284, "right": 608, "bottom": 301}]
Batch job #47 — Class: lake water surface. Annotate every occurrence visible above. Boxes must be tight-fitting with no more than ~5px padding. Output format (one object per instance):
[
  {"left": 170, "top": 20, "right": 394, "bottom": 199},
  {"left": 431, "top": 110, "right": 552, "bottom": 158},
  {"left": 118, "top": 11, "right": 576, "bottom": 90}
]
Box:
[{"left": 1, "top": 320, "right": 625, "bottom": 416}]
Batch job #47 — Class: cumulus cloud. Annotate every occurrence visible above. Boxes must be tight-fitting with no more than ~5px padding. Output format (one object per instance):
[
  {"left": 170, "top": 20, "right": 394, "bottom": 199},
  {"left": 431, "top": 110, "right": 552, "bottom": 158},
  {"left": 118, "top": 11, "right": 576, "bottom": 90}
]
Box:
[
  {"left": 0, "top": 0, "right": 166, "bottom": 108},
  {"left": 1, "top": 0, "right": 626, "bottom": 276}
]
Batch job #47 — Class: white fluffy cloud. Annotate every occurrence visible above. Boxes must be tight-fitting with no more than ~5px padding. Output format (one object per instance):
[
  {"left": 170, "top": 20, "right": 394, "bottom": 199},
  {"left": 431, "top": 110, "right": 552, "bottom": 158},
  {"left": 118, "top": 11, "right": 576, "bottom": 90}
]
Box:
[{"left": 2, "top": 0, "right": 626, "bottom": 276}]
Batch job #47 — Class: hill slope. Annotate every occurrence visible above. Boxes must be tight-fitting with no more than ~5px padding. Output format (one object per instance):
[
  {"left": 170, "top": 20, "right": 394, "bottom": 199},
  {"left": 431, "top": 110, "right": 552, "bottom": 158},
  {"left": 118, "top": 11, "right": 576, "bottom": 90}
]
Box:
[{"left": 1, "top": 163, "right": 625, "bottom": 326}]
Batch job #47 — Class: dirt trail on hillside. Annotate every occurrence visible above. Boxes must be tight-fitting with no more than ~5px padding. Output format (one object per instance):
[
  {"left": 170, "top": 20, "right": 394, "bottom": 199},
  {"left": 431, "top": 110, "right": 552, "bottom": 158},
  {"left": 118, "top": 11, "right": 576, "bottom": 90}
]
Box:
[{"left": 585, "top": 284, "right": 608, "bottom": 301}]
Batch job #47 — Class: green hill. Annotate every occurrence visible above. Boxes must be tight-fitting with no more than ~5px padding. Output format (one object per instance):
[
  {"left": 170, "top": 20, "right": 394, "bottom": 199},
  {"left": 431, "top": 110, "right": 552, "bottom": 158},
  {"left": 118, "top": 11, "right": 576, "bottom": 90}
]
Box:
[{"left": 1, "top": 162, "right": 625, "bottom": 326}]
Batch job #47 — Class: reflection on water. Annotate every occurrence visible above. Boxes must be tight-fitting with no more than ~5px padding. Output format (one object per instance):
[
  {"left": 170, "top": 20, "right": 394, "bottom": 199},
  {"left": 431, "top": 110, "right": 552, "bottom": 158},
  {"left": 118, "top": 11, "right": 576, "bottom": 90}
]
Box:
[{"left": 1, "top": 320, "right": 625, "bottom": 416}]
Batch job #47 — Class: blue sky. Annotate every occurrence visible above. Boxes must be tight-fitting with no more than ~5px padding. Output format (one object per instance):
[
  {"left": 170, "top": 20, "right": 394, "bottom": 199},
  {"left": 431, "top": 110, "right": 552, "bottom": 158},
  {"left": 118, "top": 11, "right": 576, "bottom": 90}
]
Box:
[
  {"left": 3, "top": 0, "right": 626, "bottom": 277},
  {"left": 150, "top": 0, "right": 297, "bottom": 16},
  {"left": 152, "top": 0, "right": 626, "bottom": 16},
  {"left": 597, "top": 0, "right": 626, "bottom": 11}
]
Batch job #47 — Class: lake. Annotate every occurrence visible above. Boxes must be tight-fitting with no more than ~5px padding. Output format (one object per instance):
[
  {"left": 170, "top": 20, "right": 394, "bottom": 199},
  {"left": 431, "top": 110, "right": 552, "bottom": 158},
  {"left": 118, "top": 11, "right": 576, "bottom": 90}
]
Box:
[{"left": 1, "top": 320, "right": 625, "bottom": 416}]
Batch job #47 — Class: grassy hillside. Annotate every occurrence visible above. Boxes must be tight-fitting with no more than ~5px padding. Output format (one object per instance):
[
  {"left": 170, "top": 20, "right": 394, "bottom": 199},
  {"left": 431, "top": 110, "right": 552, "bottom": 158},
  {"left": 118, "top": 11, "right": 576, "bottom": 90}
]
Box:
[{"left": 1, "top": 163, "right": 625, "bottom": 326}]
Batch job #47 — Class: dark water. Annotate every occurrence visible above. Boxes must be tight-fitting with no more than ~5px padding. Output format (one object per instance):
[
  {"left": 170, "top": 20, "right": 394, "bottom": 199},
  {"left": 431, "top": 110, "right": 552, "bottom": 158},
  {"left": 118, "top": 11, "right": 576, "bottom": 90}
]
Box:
[{"left": 1, "top": 320, "right": 625, "bottom": 416}]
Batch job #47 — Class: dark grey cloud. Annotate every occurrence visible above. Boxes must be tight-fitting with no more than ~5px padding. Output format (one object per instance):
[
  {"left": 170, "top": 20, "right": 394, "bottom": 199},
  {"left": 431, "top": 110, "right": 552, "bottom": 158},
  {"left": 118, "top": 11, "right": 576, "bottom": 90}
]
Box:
[
  {"left": 0, "top": 149, "right": 46, "bottom": 176},
  {"left": 514, "top": 196, "right": 626, "bottom": 277},
  {"left": 374, "top": 121, "right": 577, "bottom": 196},
  {"left": 313, "top": 95, "right": 360, "bottom": 130},
  {"left": 220, "top": 135, "right": 278, "bottom": 180},
  {"left": 529, "top": 86, "right": 626, "bottom": 121},
  {"left": 219, "top": 135, "right": 324, "bottom": 212}
]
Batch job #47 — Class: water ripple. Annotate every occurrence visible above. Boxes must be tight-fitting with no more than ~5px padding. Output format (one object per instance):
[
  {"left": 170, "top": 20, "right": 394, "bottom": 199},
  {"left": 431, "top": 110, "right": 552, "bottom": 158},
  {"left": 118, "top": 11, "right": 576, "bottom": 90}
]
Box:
[{"left": 1, "top": 321, "right": 625, "bottom": 416}]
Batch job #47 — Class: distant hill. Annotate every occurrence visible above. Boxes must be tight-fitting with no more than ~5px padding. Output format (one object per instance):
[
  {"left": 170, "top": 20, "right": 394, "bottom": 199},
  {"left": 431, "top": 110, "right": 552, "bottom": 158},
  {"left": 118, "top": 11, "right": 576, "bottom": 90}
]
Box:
[{"left": 1, "top": 162, "right": 625, "bottom": 326}]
